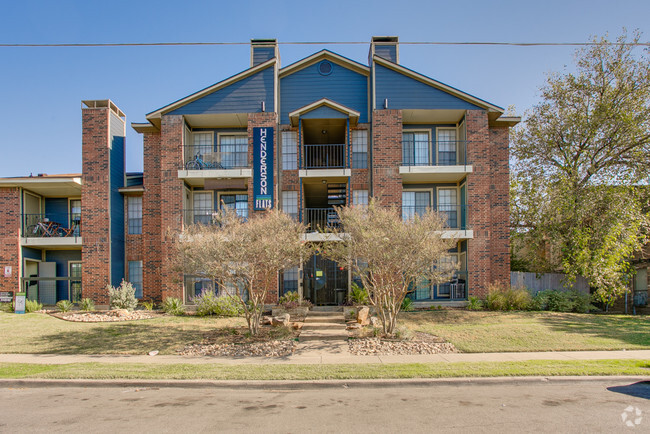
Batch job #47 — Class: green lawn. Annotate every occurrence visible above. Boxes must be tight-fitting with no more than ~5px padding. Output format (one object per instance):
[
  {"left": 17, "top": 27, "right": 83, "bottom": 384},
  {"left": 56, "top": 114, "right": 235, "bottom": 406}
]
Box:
[
  {"left": 0, "top": 360, "right": 648, "bottom": 380},
  {"left": 399, "top": 310, "right": 650, "bottom": 352},
  {"left": 0, "top": 313, "right": 246, "bottom": 355}
]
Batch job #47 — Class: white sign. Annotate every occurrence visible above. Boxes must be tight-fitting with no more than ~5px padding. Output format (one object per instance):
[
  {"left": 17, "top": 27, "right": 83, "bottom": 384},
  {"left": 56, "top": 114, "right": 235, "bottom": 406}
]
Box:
[
  {"left": 14, "top": 293, "right": 25, "bottom": 314},
  {"left": 3, "top": 266, "right": 11, "bottom": 277}
]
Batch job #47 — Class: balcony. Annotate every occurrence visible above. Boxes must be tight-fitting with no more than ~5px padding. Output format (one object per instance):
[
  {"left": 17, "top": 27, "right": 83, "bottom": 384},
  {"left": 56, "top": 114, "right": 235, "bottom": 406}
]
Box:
[
  {"left": 302, "top": 208, "right": 342, "bottom": 231},
  {"left": 21, "top": 213, "right": 82, "bottom": 247},
  {"left": 400, "top": 140, "right": 472, "bottom": 182},
  {"left": 178, "top": 144, "right": 252, "bottom": 186},
  {"left": 409, "top": 271, "right": 468, "bottom": 302},
  {"left": 299, "top": 144, "right": 351, "bottom": 178},
  {"left": 402, "top": 205, "right": 473, "bottom": 239},
  {"left": 182, "top": 208, "right": 248, "bottom": 227}
]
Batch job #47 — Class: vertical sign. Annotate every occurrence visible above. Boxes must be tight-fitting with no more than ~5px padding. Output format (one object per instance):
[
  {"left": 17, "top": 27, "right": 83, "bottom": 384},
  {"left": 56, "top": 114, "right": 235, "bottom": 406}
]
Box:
[
  {"left": 14, "top": 292, "right": 25, "bottom": 314},
  {"left": 253, "top": 127, "right": 274, "bottom": 210}
]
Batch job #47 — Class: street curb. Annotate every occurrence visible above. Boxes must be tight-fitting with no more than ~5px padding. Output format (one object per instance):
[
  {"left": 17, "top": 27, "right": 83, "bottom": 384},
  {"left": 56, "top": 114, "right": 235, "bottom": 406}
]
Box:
[{"left": 1, "top": 376, "right": 648, "bottom": 390}]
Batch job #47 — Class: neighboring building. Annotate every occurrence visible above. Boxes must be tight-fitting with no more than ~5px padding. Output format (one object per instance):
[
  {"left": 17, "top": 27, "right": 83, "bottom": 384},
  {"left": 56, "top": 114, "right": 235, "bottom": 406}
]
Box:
[{"left": 0, "top": 37, "right": 519, "bottom": 307}]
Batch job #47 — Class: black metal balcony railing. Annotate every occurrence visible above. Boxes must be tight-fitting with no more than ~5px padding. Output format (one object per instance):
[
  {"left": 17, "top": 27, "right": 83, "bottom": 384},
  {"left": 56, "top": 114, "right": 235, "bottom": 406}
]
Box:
[
  {"left": 409, "top": 270, "right": 468, "bottom": 301},
  {"left": 184, "top": 144, "right": 249, "bottom": 170},
  {"left": 22, "top": 213, "right": 81, "bottom": 238},
  {"left": 182, "top": 209, "right": 248, "bottom": 226},
  {"left": 302, "top": 208, "right": 342, "bottom": 231},
  {"left": 401, "top": 140, "right": 468, "bottom": 166},
  {"left": 401, "top": 205, "right": 469, "bottom": 230},
  {"left": 302, "top": 144, "right": 346, "bottom": 169}
]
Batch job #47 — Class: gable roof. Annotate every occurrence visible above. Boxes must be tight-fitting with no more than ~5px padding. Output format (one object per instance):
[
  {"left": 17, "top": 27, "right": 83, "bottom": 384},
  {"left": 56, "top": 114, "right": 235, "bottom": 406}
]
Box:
[
  {"left": 372, "top": 55, "right": 504, "bottom": 114},
  {"left": 288, "top": 98, "right": 361, "bottom": 127},
  {"left": 280, "top": 50, "right": 369, "bottom": 78},
  {"left": 141, "top": 58, "right": 276, "bottom": 129}
]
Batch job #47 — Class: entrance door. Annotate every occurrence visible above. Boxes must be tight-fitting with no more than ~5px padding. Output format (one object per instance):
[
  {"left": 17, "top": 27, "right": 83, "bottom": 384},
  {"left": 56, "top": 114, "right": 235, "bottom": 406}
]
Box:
[
  {"left": 38, "top": 262, "right": 56, "bottom": 305},
  {"left": 303, "top": 253, "right": 347, "bottom": 305},
  {"left": 24, "top": 260, "right": 39, "bottom": 301}
]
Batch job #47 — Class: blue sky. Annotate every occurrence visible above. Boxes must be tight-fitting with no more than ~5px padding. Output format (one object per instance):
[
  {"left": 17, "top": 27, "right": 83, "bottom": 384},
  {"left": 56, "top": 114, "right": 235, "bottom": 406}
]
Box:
[{"left": 0, "top": 0, "right": 648, "bottom": 176}]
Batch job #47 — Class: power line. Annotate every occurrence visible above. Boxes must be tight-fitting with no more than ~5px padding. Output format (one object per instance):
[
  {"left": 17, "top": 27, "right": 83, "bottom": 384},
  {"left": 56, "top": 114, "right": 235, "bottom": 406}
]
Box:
[{"left": 0, "top": 41, "right": 648, "bottom": 48}]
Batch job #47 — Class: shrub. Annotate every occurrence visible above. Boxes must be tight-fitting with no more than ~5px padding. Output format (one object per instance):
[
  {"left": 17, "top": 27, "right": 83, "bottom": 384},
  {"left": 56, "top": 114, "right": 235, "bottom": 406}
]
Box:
[
  {"left": 193, "top": 290, "right": 243, "bottom": 317},
  {"left": 108, "top": 280, "right": 138, "bottom": 311},
  {"left": 278, "top": 291, "right": 312, "bottom": 310},
  {"left": 401, "top": 297, "right": 414, "bottom": 312},
  {"left": 162, "top": 297, "right": 185, "bottom": 316},
  {"left": 348, "top": 283, "right": 369, "bottom": 305},
  {"left": 25, "top": 299, "right": 42, "bottom": 313},
  {"left": 79, "top": 298, "right": 95, "bottom": 312},
  {"left": 141, "top": 300, "right": 155, "bottom": 311},
  {"left": 56, "top": 300, "right": 74, "bottom": 313},
  {"left": 0, "top": 302, "right": 14, "bottom": 313},
  {"left": 467, "top": 296, "right": 484, "bottom": 311},
  {"left": 485, "top": 282, "right": 532, "bottom": 311},
  {"left": 531, "top": 289, "right": 593, "bottom": 313}
]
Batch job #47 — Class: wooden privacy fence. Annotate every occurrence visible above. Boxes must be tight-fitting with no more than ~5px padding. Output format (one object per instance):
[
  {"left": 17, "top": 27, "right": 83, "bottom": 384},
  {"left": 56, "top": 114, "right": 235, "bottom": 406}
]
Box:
[{"left": 510, "top": 272, "right": 590, "bottom": 294}]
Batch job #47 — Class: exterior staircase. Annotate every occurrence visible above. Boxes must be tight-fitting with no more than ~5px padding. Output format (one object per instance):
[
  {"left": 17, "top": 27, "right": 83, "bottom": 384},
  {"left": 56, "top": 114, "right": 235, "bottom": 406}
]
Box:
[{"left": 295, "top": 309, "right": 349, "bottom": 357}]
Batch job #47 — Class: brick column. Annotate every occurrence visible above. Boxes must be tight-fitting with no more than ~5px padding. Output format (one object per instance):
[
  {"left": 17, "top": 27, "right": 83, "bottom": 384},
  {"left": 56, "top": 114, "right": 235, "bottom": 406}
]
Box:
[
  {"left": 142, "top": 132, "right": 162, "bottom": 302},
  {"left": 0, "top": 188, "right": 21, "bottom": 296},
  {"left": 371, "top": 110, "right": 402, "bottom": 206},
  {"left": 159, "top": 115, "right": 185, "bottom": 301},
  {"left": 489, "top": 125, "right": 511, "bottom": 288},
  {"left": 81, "top": 106, "right": 112, "bottom": 304}
]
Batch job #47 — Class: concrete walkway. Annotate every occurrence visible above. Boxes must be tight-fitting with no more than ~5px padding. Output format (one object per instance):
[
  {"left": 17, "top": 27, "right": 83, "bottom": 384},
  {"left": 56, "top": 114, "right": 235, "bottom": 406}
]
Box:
[
  {"left": 1, "top": 350, "right": 649, "bottom": 366},
  {"left": 294, "top": 310, "right": 349, "bottom": 358}
]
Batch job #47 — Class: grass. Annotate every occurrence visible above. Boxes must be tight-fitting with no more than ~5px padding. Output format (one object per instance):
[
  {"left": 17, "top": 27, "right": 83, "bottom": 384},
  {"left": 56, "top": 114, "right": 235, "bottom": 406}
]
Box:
[
  {"left": 0, "top": 313, "right": 247, "bottom": 355},
  {"left": 399, "top": 310, "right": 650, "bottom": 353},
  {"left": 0, "top": 359, "right": 648, "bottom": 380}
]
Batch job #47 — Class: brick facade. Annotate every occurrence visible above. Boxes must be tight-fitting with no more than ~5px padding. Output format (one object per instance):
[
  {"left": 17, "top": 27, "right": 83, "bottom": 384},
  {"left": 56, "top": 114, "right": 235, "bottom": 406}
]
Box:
[
  {"left": 0, "top": 188, "right": 20, "bottom": 295},
  {"left": 142, "top": 131, "right": 163, "bottom": 302},
  {"left": 371, "top": 109, "right": 402, "bottom": 206}
]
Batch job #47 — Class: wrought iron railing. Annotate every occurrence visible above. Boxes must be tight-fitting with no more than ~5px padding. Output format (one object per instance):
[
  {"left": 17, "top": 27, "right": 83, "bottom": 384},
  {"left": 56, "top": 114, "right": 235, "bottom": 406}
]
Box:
[
  {"left": 182, "top": 209, "right": 248, "bottom": 226},
  {"left": 401, "top": 205, "right": 469, "bottom": 230},
  {"left": 302, "top": 208, "right": 342, "bottom": 231},
  {"left": 401, "top": 140, "right": 468, "bottom": 166},
  {"left": 22, "top": 213, "right": 81, "bottom": 238},
  {"left": 301, "top": 144, "right": 346, "bottom": 169},
  {"left": 184, "top": 144, "right": 249, "bottom": 170}
]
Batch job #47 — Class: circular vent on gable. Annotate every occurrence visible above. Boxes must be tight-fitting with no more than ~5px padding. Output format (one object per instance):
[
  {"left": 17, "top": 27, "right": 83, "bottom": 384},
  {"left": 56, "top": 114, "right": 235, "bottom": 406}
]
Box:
[{"left": 318, "top": 60, "right": 333, "bottom": 76}]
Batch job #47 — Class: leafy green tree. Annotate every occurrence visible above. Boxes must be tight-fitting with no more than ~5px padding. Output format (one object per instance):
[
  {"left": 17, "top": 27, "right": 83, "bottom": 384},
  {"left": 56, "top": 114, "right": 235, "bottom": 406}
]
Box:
[{"left": 511, "top": 30, "right": 650, "bottom": 307}]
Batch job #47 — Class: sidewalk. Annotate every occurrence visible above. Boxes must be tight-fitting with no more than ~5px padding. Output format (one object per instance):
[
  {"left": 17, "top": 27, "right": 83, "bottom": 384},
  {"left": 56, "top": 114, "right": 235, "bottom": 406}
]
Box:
[{"left": 1, "top": 349, "right": 649, "bottom": 366}]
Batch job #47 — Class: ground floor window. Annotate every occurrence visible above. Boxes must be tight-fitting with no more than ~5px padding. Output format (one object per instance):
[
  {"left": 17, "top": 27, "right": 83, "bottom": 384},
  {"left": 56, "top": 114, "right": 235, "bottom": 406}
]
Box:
[
  {"left": 128, "top": 261, "right": 143, "bottom": 299},
  {"left": 69, "top": 261, "right": 82, "bottom": 302},
  {"left": 280, "top": 266, "right": 299, "bottom": 295},
  {"left": 184, "top": 275, "right": 249, "bottom": 304}
]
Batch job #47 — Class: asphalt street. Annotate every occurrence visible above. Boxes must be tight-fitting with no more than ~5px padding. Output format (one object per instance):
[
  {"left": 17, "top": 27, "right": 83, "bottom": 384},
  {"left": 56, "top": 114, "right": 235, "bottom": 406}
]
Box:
[{"left": 1, "top": 379, "right": 648, "bottom": 433}]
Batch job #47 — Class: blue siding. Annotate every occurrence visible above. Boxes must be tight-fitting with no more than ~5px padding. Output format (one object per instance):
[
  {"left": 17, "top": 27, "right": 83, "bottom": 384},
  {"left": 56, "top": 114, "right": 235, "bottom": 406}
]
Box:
[
  {"left": 253, "top": 46, "right": 275, "bottom": 66},
  {"left": 169, "top": 67, "right": 275, "bottom": 115},
  {"left": 45, "top": 250, "right": 81, "bottom": 301},
  {"left": 301, "top": 105, "right": 349, "bottom": 119},
  {"left": 375, "top": 64, "right": 481, "bottom": 111},
  {"left": 280, "top": 62, "right": 368, "bottom": 124},
  {"left": 375, "top": 45, "right": 397, "bottom": 63},
  {"left": 22, "top": 247, "right": 42, "bottom": 261},
  {"left": 110, "top": 136, "right": 125, "bottom": 286},
  {"left": 44, "top": 198, "right": 68, "bottom": 227}
]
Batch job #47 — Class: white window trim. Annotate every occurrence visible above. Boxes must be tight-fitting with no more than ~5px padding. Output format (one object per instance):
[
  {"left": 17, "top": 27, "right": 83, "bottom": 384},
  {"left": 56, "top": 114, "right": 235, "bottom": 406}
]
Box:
[
  {"left": 436, "top": 127, "right": 459, "bottom": 165},
  {"left": 402, "top": 129, "right": 431, "bottom": 165}
]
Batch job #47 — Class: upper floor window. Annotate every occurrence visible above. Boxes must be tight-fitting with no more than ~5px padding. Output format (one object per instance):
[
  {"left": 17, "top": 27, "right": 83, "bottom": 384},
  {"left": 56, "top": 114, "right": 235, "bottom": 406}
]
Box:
[
  {"left": 282, "top": 131, "right": 298, "bottom": 170},
  {"left": 282, "top": 191, "right": 298, "bottom": 220},
  {"left": 402, "top": 131, "right": 430, "bottom": 166},
  {"left": 402, "top": 190, "right": 430, "bottom": 220},
  {"left": 219, "top": 134, "right": 248, "bottom": 169},
  {"left": 352, "top": 130, "right": 368, "bottom": 169},
  {"left": 220, "top": 193, "right": 248, "bottom": 220},
  {"left": 438, "top": 187, "right": 459, "bottom": 229},
  {"left": 353, "top": 190, "right": 368, "bottom": 207},
  {"left": 437, "top": 129, "right": 457, "bottom": 165},
  {"left": 193, "top": 191, "right": 213, "bottom": 225},
  {"left": 127, "top": 196, "right": 142, "bottom": 234}
]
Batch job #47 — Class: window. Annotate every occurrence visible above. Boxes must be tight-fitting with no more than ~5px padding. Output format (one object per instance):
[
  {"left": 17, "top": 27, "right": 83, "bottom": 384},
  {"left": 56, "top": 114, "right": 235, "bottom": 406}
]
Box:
[
  {"left": 219, "top": 134, "right": 248, "bottom": 168},
  {"left": 69, "top": 262, "right": 82, "bottom": 302},
  {"left": 353, "top": 190, "right": 368, "bottom": 207},
  {"left": 402, "top": 191, "right": 430, "bottom": 220},
  {"left": 281, "top": 266, "right": 299, "bottom": 295},
  {"left": 352, "top": 130, "right": 368, "bottom": 169},
  {"left": 402, "top": 131, "right": 430, "bottom": 166},
  {"left": 438, "top": 188, "right": 458, "bottom": 229},
  {"left": 69, "top": 199, "right": 81, "bottom": 236},
  {"left": 193, "top": 192, "right": 213, "bottom": 224},
  {"left": 436, "top": 254, "right": 459, "bottom": 298},
  {"left": 282, "top": 131, "right": 297, "bottom": 170},
  {"left": 220, "top": 194, "right": 248, "bottom": 220},
  {"left": 128, "top": 261, "right": 143, "bottom": 299},
  {"left": 127, "top": 196, "right": 142, "bottom": 234},
  {"left": 185, "top": 275, "right": 215, "bottom": 303},
  {"left": 437, "top": 129, "right": 457, "bottom": 165},
  {"left": 282, "top": 191, "right": 298, "bottom": 220},
  {"left": 192, "top": 132, "right": 214, "bottom": 161}
]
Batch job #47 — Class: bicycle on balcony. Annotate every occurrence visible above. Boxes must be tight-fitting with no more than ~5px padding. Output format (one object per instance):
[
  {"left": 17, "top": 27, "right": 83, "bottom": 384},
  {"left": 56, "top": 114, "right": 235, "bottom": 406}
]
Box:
[
  {"left": 26, "top": 218, "right": 61, "bottom": 237},
  {"left": 185, "top": 152, "right": 224, "bottom": 170}
]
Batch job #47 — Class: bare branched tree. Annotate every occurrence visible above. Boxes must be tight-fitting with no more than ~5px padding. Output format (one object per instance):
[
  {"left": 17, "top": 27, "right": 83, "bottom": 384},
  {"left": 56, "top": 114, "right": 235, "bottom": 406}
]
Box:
[
  {"left": 323, "top": 199, "right": 457, "bottom": 336},
  {"left": 175, "top": 209, "right": 311, "bottom": 335}
]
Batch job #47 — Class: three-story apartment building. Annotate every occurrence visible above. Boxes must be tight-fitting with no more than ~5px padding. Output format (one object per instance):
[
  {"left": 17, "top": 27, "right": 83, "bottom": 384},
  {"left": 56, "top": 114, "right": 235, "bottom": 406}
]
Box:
[{"left": 0, "top": 37, "right": 519, "bottom": 307}]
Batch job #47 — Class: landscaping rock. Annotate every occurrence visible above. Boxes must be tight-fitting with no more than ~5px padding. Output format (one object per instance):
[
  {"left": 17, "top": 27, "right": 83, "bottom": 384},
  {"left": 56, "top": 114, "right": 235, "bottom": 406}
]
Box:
[
  {"left": 271, "top": 313, "right": 290, "bottom": 327},
  {"left": 109, "top": 309, "right": 130, "bottom": 318},
  {"left": 179, "top": 340, "right": 296, "bottom": 357},
  {"left": 348, "top": 337, "right": 458, "bottom": 355},
  {"left": 369, "top": 317, "right": 380, "bottom": 328},
  {"left": 261, "top": 316, "right": 272, "bottom": 325},
  {"left": 346, "top": 323, "right": 362, "bottom": 330},
  {"left": 50, "top": 310, "right": 159, "bottom": 322},
  {"left": 291, "top": 322, "right": 303, "bottom": 330},
  {"left": 357, "top": 307, "right": 370, "bottom": 325}
]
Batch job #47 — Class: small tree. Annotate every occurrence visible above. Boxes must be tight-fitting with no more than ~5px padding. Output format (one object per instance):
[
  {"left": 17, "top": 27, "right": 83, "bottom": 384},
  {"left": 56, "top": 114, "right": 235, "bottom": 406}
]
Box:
[
  {"left": 323, "top": 199, "right": 456, "bottom": 336},
  {"left": 175, "top": 208, "right": 311, "bottom": 335}
]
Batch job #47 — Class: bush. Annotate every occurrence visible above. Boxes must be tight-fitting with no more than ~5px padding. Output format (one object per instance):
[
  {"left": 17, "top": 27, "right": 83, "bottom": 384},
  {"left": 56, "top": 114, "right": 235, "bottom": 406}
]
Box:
[
  {"left": 193, "top": 290, "right": 243, "bottom": 317},
  {"left": 485, "top": 282, "right": 532, "bottom": 311},
  {"left": 531, "top": 289, "right": 593, "bottom": 313},
  {"left": 278, "top": 291, "right": 312, "bottom": 310},
  {"left": 348, "top": 283, "right": 369, "bottom": 305},
  {"left": 401, "top": 297, "right": 414, "bottom": 312},
  {"left": 108, "top": 280, "right": 138, "bottom": 311},
  {"left": 467, "top": 296, "right": 484, "bottom": 311},
  {"left": 162, "top": 297, "right": 185, "bottom": 316},
  {"left": 0, "top": 302, "right": 14, "bottom": 313},
  {"left": 141, "top": 300, "right": 155, "bottom": 311},
  {"left": 25, "top": 299, "right": 42, "bottom": 313},
  {"left": 56, "top": 300, "right": 74, "bottom": 312},
  {"left": 79, "top": 298, "right": 95, "bottom": 312}
]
